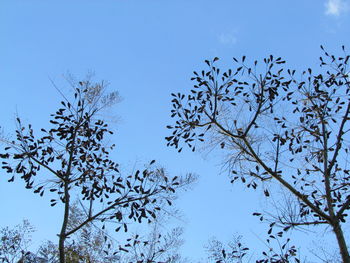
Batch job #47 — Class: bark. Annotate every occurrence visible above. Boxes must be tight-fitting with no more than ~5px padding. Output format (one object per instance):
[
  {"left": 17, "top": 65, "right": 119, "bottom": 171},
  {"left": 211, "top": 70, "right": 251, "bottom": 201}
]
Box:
[
  {"left": 321, "top": 118, "right": 350, "bottom": 262},
  {"left": 58, "top": 122, "right": 79, "bottom": 263},
  {"left": 59, "top": 182, "right": 70, "bottom": 263},
  {"left": 333, "top": 221, "right": 350, "bottom": 263}
]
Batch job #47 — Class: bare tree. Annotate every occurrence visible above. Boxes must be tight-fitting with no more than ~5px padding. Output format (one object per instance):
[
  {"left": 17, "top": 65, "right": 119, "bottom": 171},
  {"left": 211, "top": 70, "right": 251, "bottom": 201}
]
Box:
[
  {"left": 0, "top": 80, "right": 189, "bottom": 263},
  {"left": 166, "top": 46, "right": 350, "bottom": 262}
]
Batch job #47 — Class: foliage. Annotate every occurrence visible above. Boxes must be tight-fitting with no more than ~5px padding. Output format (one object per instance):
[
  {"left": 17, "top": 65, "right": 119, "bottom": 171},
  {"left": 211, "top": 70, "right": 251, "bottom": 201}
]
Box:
[
  {"left": 205, "top": 235, "right": 300, "bottom": 263},
  {"left": 120, "top": 224, "right": 185, "bottom": 263},
  {"left": 0, "top": 80, "right": 190, "bottom": 262},
  {"left": 0, "top": 220, "right": 34, "bottom": 263},
  {"left": 166, "top": 47, "right": 350, "bottom": 262},
  {"left": 37, "top": 202, "right": 118, "bottom": 263},
  {"left": 205, "top": 236, "right": 250, "bottom": 263}
]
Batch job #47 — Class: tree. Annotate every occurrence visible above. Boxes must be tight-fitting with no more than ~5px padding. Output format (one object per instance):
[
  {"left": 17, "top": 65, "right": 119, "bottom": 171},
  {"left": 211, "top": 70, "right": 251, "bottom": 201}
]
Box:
[
  {"left": 205, "top": 236, "right": 250, "bottom": 263},
  {"left": 37, "top": 202, "right": 118, "bottom": 263},
  {"left": 37, "top": 205, "right": 187, "bottom": 263},
  {"left": 36, "top": 241, "right": 59, "bottom": 263},
  {"left": 166, "top": 46, "right": 350, "bottom": 262},
  {"left": 0, "top": 220, "right": 34, "bottom": 263},
  {"left": 120, "top": 224, "right": 185, "bottom": 263},
  {"left": 1, "top": 80, "right": 189, "bottom": 263},
  {"left": 205, "top": 235, "right": 300, "bottom": 263}
]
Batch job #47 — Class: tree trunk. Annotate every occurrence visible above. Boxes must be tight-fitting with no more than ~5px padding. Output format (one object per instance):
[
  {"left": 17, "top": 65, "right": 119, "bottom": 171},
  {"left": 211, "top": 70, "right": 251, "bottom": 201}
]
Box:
[
  {"left": 333, "top": 222, "right": 350, "bottom": 263},
  {"left": 59, "top": 182, "right": 70, "bottom": 263}
]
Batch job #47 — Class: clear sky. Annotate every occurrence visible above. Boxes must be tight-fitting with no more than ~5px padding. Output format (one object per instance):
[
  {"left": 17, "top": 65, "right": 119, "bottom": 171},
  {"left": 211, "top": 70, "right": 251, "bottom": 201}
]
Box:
[{"left": 1, "top": 0, "right": 350, "bottom": 261}]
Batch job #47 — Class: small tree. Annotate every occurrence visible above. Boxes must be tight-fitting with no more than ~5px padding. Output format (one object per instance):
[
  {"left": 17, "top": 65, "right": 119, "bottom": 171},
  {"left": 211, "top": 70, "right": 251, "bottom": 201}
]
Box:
[
  {"left": 0, "top": 220, "right": 34, "bottom": 263},
  {"left": 37, "top": 202, "right": 118, "bottom": 263},
  {"left": 38, "top": 209, "right": 187, "bottom": 263},
  {"left": 166, "top": 47, "right": 350, "bottom": 262},
  {"left": 1, "top": 80, "right": 188, "bottom": 263},
  {"left": 121, "top": 224, "right": 185, "bottom": 263},
  {"left": 205, "top": 236, "right": 250, "bottom": 263},
  {"left": 205, "top": 235, "right": 300, "bottom": 263}
]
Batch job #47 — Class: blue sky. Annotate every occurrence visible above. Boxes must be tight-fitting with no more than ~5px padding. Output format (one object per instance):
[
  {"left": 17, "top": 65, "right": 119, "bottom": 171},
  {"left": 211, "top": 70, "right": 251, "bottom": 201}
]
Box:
[{"left": 1, "top": 0, "right": 350, "bottom": 261}]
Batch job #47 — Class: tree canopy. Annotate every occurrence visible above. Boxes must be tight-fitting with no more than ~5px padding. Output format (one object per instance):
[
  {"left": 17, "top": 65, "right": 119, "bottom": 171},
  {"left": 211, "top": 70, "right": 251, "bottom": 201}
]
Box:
[
  {"left": 166, "top": 46, "right": 350, "bottom": 262},
  {"left": 0, "top": 81, "right": 192, "bottom": 263}
]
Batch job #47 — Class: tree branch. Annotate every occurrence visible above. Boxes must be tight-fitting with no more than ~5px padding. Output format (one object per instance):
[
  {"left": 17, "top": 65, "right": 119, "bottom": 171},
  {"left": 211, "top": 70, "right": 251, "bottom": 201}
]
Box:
[
  {"left": 27, "top": 155, "right": 64, "bottom": 180},
  {"left": 206, "top": 115, "right": 332, "bottom": 222},
  {"left": 65, "top": 193, "right": 155, "bottom": 237},
  {"left": 328, "top": 102, "right": 350, "bottom": 173},
  {"left": 241, "top": 136, "right": 332, "bottom": 222},
  {"left": 337, "top": 196, "right": 350, "bottom": 219},
  {"left": 280, "top": 220, "right": 327, "bottom": 227}
]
